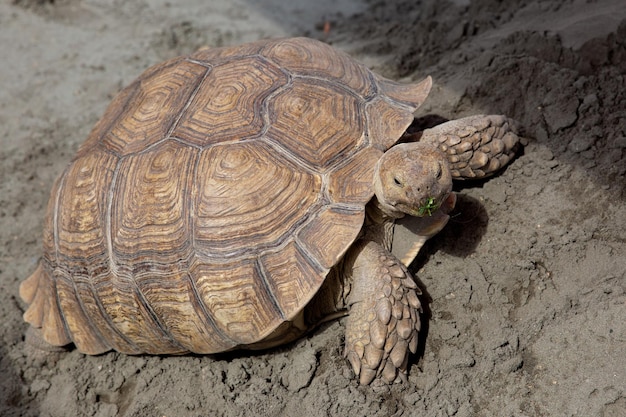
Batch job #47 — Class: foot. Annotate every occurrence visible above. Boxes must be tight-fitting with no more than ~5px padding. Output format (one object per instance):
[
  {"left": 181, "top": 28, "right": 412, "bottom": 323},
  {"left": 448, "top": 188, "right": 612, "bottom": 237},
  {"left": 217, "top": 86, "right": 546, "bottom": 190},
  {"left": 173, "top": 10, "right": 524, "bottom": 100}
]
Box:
[{"left": 343, "top": 240, "right": 422, "bottom": 384}]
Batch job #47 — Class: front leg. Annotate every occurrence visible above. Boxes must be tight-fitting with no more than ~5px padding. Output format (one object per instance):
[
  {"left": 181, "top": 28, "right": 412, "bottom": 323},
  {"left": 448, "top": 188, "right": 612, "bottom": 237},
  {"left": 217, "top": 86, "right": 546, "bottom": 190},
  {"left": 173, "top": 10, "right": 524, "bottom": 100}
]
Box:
[
  {"left": 417, "top": 114, "right": 520, "bottom": 179},
  {"left": 344, "top": 240, "right": 422, "bottom": 385}
]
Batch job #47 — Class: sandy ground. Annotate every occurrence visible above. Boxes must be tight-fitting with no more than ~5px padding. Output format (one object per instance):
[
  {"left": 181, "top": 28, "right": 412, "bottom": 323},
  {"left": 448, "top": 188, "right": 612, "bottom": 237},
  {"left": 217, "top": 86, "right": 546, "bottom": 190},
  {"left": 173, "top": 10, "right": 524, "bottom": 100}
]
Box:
[{"left": 1, "top": 0, "right": 625, "bottom": 416}]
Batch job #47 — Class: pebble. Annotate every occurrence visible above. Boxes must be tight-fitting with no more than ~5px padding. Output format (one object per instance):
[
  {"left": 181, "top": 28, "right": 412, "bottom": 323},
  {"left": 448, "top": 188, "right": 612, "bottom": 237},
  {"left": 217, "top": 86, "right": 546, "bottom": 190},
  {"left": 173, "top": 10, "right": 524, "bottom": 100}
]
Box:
[
  {"left": 543, "top": 97, "right": 578, "bottom": 132},
  {"left": 567, "top": 135, "right": 595, "bottom": 153},
  {"left": 280, "top": 347, "right": 316, "bottom": 392},
  {"left": 612, "top": 136, "right": 626, "bottom": 148}
]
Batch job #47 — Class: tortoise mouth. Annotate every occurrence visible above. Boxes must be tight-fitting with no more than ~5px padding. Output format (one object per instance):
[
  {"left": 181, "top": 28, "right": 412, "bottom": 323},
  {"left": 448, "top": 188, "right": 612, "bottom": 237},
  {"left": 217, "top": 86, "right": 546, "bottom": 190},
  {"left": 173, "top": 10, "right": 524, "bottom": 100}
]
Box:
[
  {"left": 409, "top": 192, "right": 450, "bottom": 217},
  {"left": 414, "top": 191, "right": 456, "bottom": 217},
  {"left": 415, "top": 196, "right": 441, "bottom": 217}
]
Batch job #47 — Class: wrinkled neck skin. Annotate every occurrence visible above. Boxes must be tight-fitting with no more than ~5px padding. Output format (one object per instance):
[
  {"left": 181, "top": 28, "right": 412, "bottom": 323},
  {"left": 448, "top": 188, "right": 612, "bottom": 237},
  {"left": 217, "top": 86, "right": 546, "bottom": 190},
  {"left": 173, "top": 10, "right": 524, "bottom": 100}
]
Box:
[{"left": 362, "top": 196, "right": 400, "bottom": 252}]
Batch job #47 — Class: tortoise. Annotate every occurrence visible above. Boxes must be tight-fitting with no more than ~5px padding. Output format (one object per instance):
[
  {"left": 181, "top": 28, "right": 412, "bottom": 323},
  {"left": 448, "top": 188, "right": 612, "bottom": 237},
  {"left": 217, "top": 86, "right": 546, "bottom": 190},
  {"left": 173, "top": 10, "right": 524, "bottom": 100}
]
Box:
[{"left": 20, "top": 37, "right": 520, "bottom": 385}]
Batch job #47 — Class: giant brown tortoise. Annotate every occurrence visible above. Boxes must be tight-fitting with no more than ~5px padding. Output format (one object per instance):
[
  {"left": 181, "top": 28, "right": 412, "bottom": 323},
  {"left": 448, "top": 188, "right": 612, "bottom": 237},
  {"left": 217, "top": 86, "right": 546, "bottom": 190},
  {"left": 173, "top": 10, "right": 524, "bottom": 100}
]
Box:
[{"left": 20, "top": 37, "right": 520, "bottom": 385}]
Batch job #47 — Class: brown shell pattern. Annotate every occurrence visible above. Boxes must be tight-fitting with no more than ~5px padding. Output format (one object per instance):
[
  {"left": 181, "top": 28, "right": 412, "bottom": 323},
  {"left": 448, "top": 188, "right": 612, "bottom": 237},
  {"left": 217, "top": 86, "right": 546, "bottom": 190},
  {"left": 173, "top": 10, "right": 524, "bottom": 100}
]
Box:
[{"left": 20, "top": 37, "right": 431, "bottom": 354}]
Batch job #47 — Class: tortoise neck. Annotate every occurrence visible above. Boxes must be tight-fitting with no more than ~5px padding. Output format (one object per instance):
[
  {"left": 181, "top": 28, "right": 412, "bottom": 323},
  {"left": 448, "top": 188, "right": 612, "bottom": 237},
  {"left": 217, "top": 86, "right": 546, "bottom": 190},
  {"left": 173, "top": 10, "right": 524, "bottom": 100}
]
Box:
[
  {"left": 366, "top": 197, "right": 405, "bottom": 223},
  {"left": 364, "top": 198, "right": 399, "bottom": 252}
]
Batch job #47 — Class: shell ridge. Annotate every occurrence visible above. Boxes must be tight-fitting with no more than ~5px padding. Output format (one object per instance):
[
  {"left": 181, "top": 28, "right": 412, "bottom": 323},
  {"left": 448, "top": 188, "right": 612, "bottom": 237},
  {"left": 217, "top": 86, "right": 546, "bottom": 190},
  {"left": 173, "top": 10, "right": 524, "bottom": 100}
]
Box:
[
  {"left": 105, "top": 158, "right": 123, "bottom": 277},
  {"left": 62, "top": 267, "right": 112, "bottom": 353},
  {"left": 257, "top": 73, "right": 293, "bottom": 139},
  {"left": 165, "top": 65, "right": 213, "bottom": 141},
  {"left": 97, "top": 158, "right": 148, "bottom": 352},
  {"left": 51, "top": 267, "right": 73, "bottom": 345},
  {"left": 363, "top": 69, "right": 380, "bottom": 100},
  {"left": 254, "top": 258, "right": 286, "bottom": 322},
  {"left": 258, "top": 137, "right": 320, "bottom": 175},
  {"left": 167, "top": 136, "right": 204, "bottom": 150},
  {"left": 89, "top": 275, "right": 140, "bottom": 352},
  {"left": 185, "top": 147, "right": 239, "bottom": 350},
  {"left": 52, "top": 167, "right": 70, "bottom": 264},
  {"left": 250, "top": 54, "right": 292, "bottom": 82},
  {"left": 186, "top": 51, "right": 265, "bottom": 68},
  {"left": 293, "top": 234, "right": 329, "bottom": 277},
  {"left": 47, "top": 166, "right": 74, "bottom": 345},
  {"left": 290, "top": 239, "right": 331, "bottom": 306},
  {"left": 183, "top": 269, "right": 237, "bottom": 350},
  {"left": 376, "top": 75, "right": 433, "bottom": 111},
  {"left": 358, "top": 71, "right": 380, "bottom": 150},
  {"left": 184, "top": 57, "right": 212, "bottom": 68},
  {"left": 316, "top": 135, "right": 365, "bottom": 170},
  {"left": 381, "top": 95, "right": 422, "bottom": 117},
  {"left": 290, "top": 73, "right": 362, "bottom": 99},
  {"left": 128, "top": 273, "right": 188, "bottom": 353},
  {"left": 21, "top": 260, "right": 70, "bottom": 345},
  {"left": 188, "top": 147, "right": 201, "bottom": 255},
  {"left": 75, "top": 81, "right": 142, "bottom": 159}
]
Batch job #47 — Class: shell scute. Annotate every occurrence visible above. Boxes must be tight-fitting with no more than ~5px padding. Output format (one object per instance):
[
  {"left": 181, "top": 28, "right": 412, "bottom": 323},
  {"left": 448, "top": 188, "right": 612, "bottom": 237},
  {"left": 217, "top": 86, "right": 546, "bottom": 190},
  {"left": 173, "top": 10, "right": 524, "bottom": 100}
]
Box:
[
  {"left": 192, "top": 140, "right": 322, "bottom": 258},
  {"left": 189, "top": 258, "right": 283, "bottom": 346},
  {"left": 327, "top": 147, "right": 382, "bottom": 205},
  {"left": 260, "top": 241, "right": 325, "bottom": 320},
  {"left": 91, "top": 267, "right": 184, "bottom": 354},
  {"left": 102, "top": 59, "right": 208, "bottom": 156},
  {"left": 111, "top": 140, "right": 196, "bottom": 263},
  {"left": 172, "top": 56, "right": 287, "bottom": 147},
  {"left": 297, "top": 206, "right": 365, "bottom": 270},
  {"left": 55, "top": 149, "right": 118, "bottom": 266},
  {"left": 266, "top": 78, "right": 364, "bottom": 169},
  {"left": 262, "top": 37, "right": 375, "bottom": 98}
]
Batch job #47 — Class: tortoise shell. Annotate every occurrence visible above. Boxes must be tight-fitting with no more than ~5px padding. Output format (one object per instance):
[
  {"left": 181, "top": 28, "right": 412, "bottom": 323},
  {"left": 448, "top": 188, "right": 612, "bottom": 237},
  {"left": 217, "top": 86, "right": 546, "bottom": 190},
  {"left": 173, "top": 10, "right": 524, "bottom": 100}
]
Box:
[{"left": 20, "top": 37, "right": 431, "bottom": 355}]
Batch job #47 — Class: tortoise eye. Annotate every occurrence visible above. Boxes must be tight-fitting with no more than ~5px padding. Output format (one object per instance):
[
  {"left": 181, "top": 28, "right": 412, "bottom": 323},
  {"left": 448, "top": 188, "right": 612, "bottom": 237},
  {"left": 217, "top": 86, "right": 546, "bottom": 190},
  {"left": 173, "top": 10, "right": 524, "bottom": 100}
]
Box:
[
  {"left": 436, "top": 163, "right": 443, "bottom": 179},
  {"left": 393, "top": 177, "right": 403, "bottom": 187}
]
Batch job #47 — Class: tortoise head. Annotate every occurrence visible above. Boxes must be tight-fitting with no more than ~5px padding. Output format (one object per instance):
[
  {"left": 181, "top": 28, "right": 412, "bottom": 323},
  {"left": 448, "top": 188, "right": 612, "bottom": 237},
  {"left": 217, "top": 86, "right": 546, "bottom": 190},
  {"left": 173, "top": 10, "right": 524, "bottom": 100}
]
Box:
[{"left": 373, "top": 142, "right": 453, "bottom": 218}]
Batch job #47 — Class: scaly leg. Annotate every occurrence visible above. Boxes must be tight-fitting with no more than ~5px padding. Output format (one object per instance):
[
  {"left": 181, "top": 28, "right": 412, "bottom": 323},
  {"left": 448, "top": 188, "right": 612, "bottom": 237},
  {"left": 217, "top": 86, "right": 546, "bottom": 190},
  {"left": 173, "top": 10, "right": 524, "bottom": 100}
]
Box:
[
  {"left": 418, "top": 114, "right": 520, "bottom": 179},
  {"left": 343, "top": 240, "right": 422, "bottom": 385}
]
